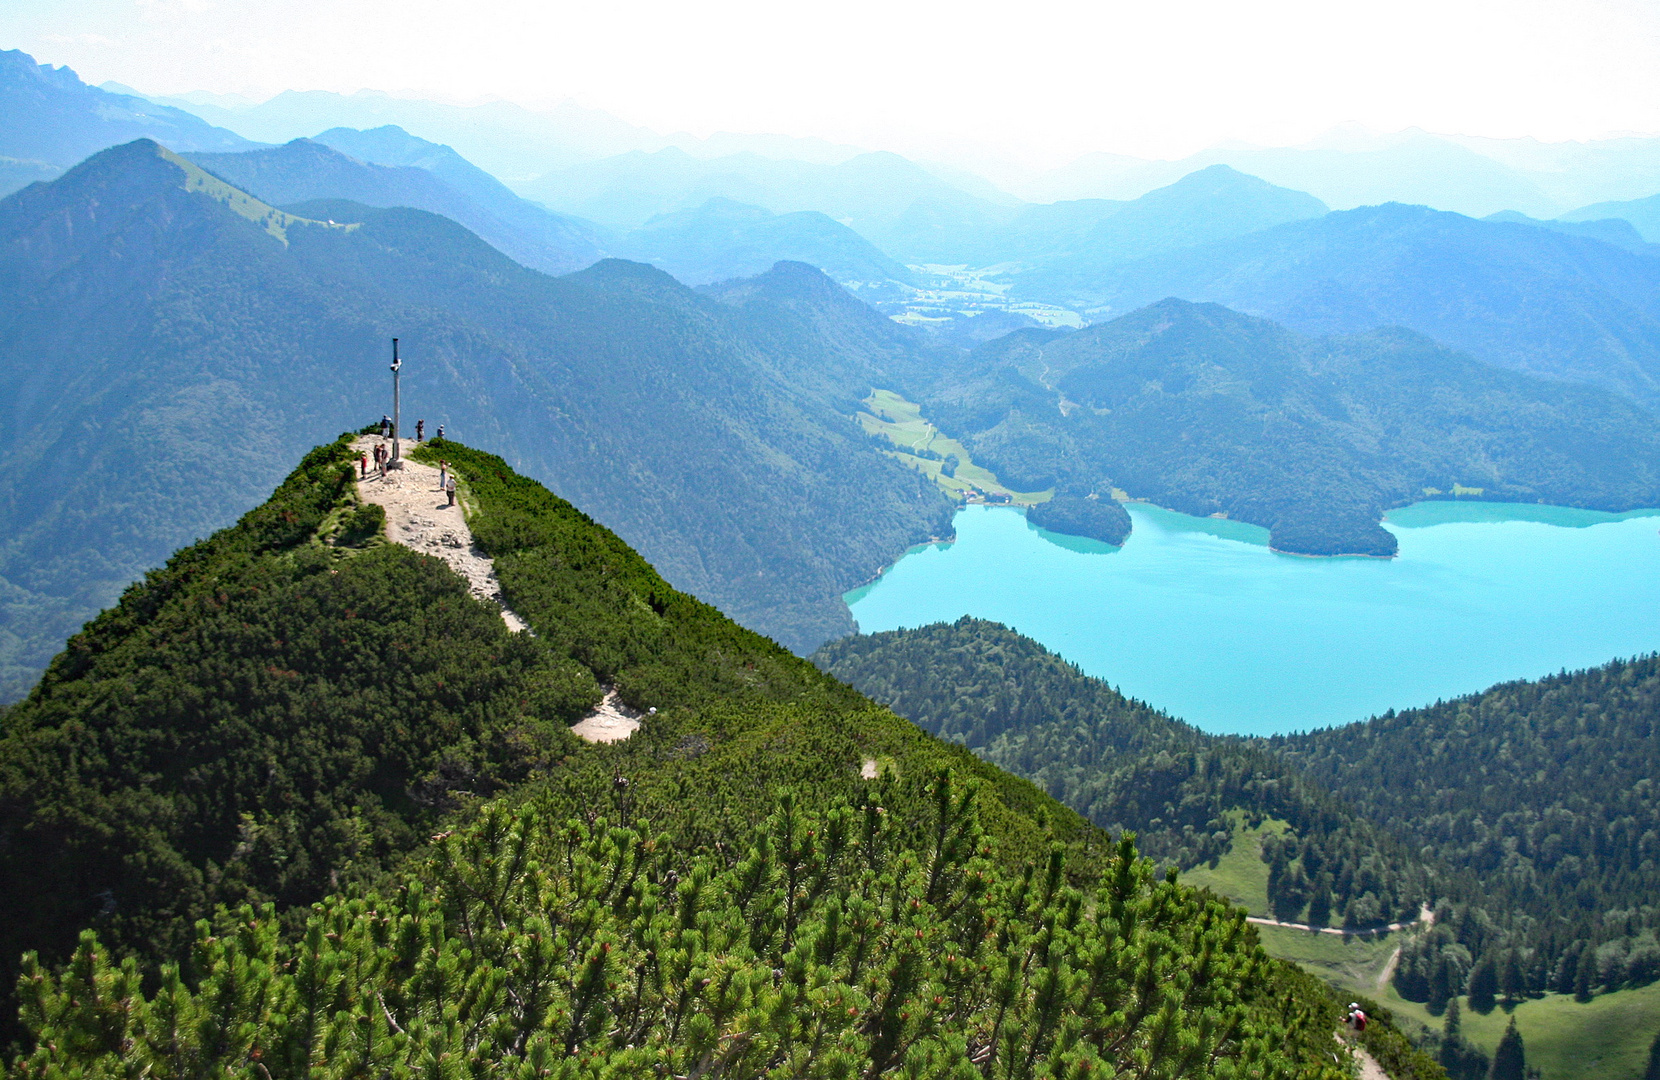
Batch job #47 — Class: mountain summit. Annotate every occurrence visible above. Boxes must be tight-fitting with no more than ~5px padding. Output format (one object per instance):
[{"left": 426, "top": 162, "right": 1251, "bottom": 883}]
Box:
[
  {"left": 0, "top": 49, "right": 255, "bottom": 195},
  {"left": 0, "top": 139, "right": 950, "bottom": 698}
]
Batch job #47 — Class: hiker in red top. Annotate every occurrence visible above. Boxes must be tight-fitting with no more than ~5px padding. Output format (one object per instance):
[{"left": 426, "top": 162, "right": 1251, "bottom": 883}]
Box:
[
  {"left": 359, "top": 450, "right": 368, "bottom": 479},
  {"left": 1346, "top": 1004, "right": 1368, "bottom": 1033}
]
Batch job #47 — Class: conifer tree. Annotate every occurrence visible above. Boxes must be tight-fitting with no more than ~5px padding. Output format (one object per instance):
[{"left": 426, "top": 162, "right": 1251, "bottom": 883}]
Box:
[
  {"left": 1489, "top": 1018, "right": 1525, "bottom": 1080},
  {"left": 1467, "top": 955, "right": 1499, "bottom": 1014},
  {"left": 1573, "top": 945, "right": 1597, "bottom": 1002}
]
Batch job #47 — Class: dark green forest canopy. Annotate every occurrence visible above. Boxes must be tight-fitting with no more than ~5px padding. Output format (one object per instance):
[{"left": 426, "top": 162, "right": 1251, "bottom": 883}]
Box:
[
  {"left": 1024, "top": 496, "right": 1132, "bottom": 546},
  {"left": 1272, "top": 656, "right": 1660, "bottom": 1005},
  {"left": 0, "top": 436, "right": 600, "bottom": 1024},
  {"left": 815, "top": 617, "right": 1660, "bottom": 1008},
  {"left": 813, "top": 618, "right": 1429, "bottom": 927},
  {"left": 898, "top": 301, "right": 1660, "bottom": 556},
  {"left": 0, "top": 439, "right": 1355, "bottom": 1077}
]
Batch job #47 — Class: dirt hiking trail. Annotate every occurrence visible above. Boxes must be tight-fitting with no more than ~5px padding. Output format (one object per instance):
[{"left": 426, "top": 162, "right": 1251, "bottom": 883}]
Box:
[
  {"left": 354, "top": 436, "right": 638, "bottom": 743},
  {"left": 353, "top": 437, "right": 527, "bottom": 633}
]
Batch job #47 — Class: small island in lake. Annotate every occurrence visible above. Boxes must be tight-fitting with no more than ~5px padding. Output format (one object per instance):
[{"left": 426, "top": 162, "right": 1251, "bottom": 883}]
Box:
[{"left": 1025, "top": 495, "right": 1132, "bottom": 546}]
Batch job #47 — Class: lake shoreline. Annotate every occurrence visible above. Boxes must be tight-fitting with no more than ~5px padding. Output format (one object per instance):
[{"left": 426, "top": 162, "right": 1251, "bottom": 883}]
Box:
[{"left": 846, "top": 501, "right": 1660, "bottom": 736}]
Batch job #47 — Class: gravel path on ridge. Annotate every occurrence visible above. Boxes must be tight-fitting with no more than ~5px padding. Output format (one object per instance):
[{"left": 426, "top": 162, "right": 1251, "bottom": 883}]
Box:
[
  {"left": 354, "top": 436, "right": 639, "bottom": 743},
  {"left": 353, "top": 437, "right": 527, "bottom": 634}
]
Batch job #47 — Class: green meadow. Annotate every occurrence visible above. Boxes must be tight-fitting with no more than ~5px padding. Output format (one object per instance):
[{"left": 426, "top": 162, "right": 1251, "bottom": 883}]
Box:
[
  {"left": 1184, "top": 819, "right": 1660, "bottom": 1079},
  {"left": 858, "top": 389, "right": 1051, "bottom": 504}
]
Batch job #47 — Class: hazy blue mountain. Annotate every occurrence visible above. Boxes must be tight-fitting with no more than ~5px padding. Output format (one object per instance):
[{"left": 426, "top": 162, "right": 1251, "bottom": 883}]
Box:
[
  {"left": 146, "top": 87, "right": 873, "bottom": 186},
  {"left": 0, "top": 140, "right": 951, "bottom": 699},
  {"left": 994, "top": 166, "right": 1325, "bottom": 279},
  {"left": 188, "top": 138, "right": 606, "bottom": 274},
  {"left": 701, "top": 260, "right": 944, "bottom": 410},
  {"left": 1024, "top": 129, "right": 1559, "bottom": 217},
  {"left": 521, "top": 147, "right": 1011, "bottom": 257},
  {"left": 0, "top": 157, "right": 58, "bottom": 197},
  {"left": 1451, "top": 132, "right": 1660, "bottom": 208},
  {"left": 1048, "top": 203, "right": 1660, "bottom": 407},
  {"left": 137, "top": 89, "right": 648, "bottom": 182},
  {"left": 0, "top": 49, "right": 256, "bottom": 195},
  {"left": 903, "top": 299, "right": 1660, "bottom": 556},
  {"left": 621, "top": 198, "right": 912, "bottom": 288},
  {"left": 1484, "top": 210, "right": 1652, "bottom": 252},
  {"left": 1560, "top": 192, "right": 1660, "bottom": 243}
]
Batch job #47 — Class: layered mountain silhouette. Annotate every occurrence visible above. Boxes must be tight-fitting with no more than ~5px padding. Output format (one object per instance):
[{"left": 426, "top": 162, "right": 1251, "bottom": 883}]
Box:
[
  {"left": 1561, "top": 192, "right": 1660, "bottom": 243},
  {"left": 988, "top": 165, "right": 1327, "bottom": 275},
  {"left": 621, "top": 197, "right": 913, "bottom": 288},
  {"left": 0, "top": 49, "right": 255, "bottom": 196},
  {"left": 521, "top": 146, "right": 1009, "bottom": 260},
  {"left": 1483, "top": 210, "right": 1652, "bottom": 253},
  {"left": 188, "top": 137, "right": 606, "bottom": 275},
  {"left": 907, "top": 299, "right": 1660, "bottom": 554},
  {"left": 0, "top": 139, "right": 953, "bottom": 699},
  {"left": 1025, "top": 203, "right": 1660, "bottom": 408}
]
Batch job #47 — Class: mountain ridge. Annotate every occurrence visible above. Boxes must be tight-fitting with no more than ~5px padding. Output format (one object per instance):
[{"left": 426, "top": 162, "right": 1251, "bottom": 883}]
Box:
[
  {"left": 0, "top": 48, "right": 257, "bottom": 196},
  {"left": 0, "top": 139, "right": 953, "bottom": 699},
  {"left": 0, "top": 435, "right": 1355, "bottom": 1079},
  {"left": 900, "top": 297, "right": 1660, "bottom": 556}
]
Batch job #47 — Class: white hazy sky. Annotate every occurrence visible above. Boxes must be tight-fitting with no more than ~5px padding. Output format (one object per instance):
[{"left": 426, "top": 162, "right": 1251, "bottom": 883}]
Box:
[{"left": 5, "top": 0, "right": 1660, "bottom": 167}]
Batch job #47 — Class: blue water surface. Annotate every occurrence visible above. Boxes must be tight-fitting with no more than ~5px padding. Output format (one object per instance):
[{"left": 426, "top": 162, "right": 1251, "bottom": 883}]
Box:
[{"left": 844, "top": 502, "right": 1660, "bottom": 736}]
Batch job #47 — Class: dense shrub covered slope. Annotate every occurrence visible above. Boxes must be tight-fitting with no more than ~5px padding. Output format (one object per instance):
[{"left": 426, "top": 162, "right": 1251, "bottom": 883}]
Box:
[
  {"left": 817, "top": 617, "right": 1660, "bottom": 1014},
  {"left": 814, "top": 618, "right": 1428, "bottom": 928},
  {"left": 1, "top": 439, "right": 1352, "bottom": 1078}
]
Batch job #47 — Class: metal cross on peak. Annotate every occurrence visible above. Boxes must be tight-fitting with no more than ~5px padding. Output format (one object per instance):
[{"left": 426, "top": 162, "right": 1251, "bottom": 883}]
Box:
[{"left": 389, "top": 338, "right": 403, "bottom": 465}]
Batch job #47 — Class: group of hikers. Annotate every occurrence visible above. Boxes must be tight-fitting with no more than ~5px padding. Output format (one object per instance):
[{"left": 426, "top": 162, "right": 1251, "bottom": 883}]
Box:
[
  {"left": 360, "top": 417, "right": 457, "bottom": 505},
  {"left": 378, "top": 415, "right": 443, "bottom": 442}
]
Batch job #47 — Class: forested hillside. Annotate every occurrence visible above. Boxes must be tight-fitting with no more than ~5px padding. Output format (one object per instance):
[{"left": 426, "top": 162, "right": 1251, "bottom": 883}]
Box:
[
  {"left": 1275, "top": 657, "right": 1660, "bottom": 1008},
  {"left": 903, "top": 300, "right": 1660, "bottom": 555},
  {"left": 815, "top": 618, "right": 1660, "bottom": 1020},
  {"left": 0, "top": 439, "right": 1354, "bottom": 1078},
  {"left": 813, "top": 618, "right": 1430, "bottom": 928},
  {"left": 1035, "top": 203, "right": 1660, "bottom": 409},
  {"left": 0, "top": 139, "right": 953, "bottom": 698}
]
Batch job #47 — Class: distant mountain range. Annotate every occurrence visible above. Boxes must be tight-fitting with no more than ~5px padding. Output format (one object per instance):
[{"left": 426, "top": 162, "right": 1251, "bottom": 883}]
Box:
[
  {"left": 620, "top": 197, "right": 914, "bottom": 288},
  {"left": 1483, "top": 210, "right": 1652, "bottom": 253},
  {"left": 1017, "top": 127, "right": 1660, "bottom": 218},
  {"left": 1560, "top": 193, "right": 1660, "bottom": 243},
  {"left": 128, "top": 85, "right": 870, "bottom": 185},
  {"left": 518, "top": 146, "right": 1009, "bottom": 260},
  {"left": 902, "top": 299, "right": 1660, "bottom": 555},
  {"left": 0, "top": 139, "right": 953, "bottom": 700},
  {"left": 189, "top": 135, "right": 607, "bottom": 275},
  {"left": 0, "top": 48, "right": 256, "bottom": 195},
  {"left": 1018, "top": 202, "right": 1660, "bottom": 408},
  {"left": 980, "top": 165, "right": 1326, "bottom": 274}
]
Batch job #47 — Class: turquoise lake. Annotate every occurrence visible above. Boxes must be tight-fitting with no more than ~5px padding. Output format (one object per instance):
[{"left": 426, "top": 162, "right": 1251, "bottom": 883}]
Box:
[{"left": 844, "top": 502, "right": 1660, "bottom": 736}]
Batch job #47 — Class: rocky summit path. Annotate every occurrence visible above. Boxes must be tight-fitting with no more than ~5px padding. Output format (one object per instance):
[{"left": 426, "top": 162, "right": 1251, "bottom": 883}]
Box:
[
  {"left": 354, "top": 436, "right": 638, "bottom": 743},
  {"left": 353, "top": 436, "right": 527, "bottom": 634}
]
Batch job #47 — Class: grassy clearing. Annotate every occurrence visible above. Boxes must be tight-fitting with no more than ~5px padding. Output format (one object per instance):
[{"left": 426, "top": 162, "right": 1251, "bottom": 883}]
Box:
[
  {"left": 1257, "top": 924, "right": 1402, "bottom": 997},
  {"left": 858, "top": 389, "right": 1051, "bottom": 505},
  {"left": 1178, "top": 814, "right": 1286, "bottom": 916},
  {"left": 1185, "top": 824, "right": 1660, "bottom": 1078},
  {"left": 1381, "top": 982, "right": 1660, "bottom": 1080}
]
